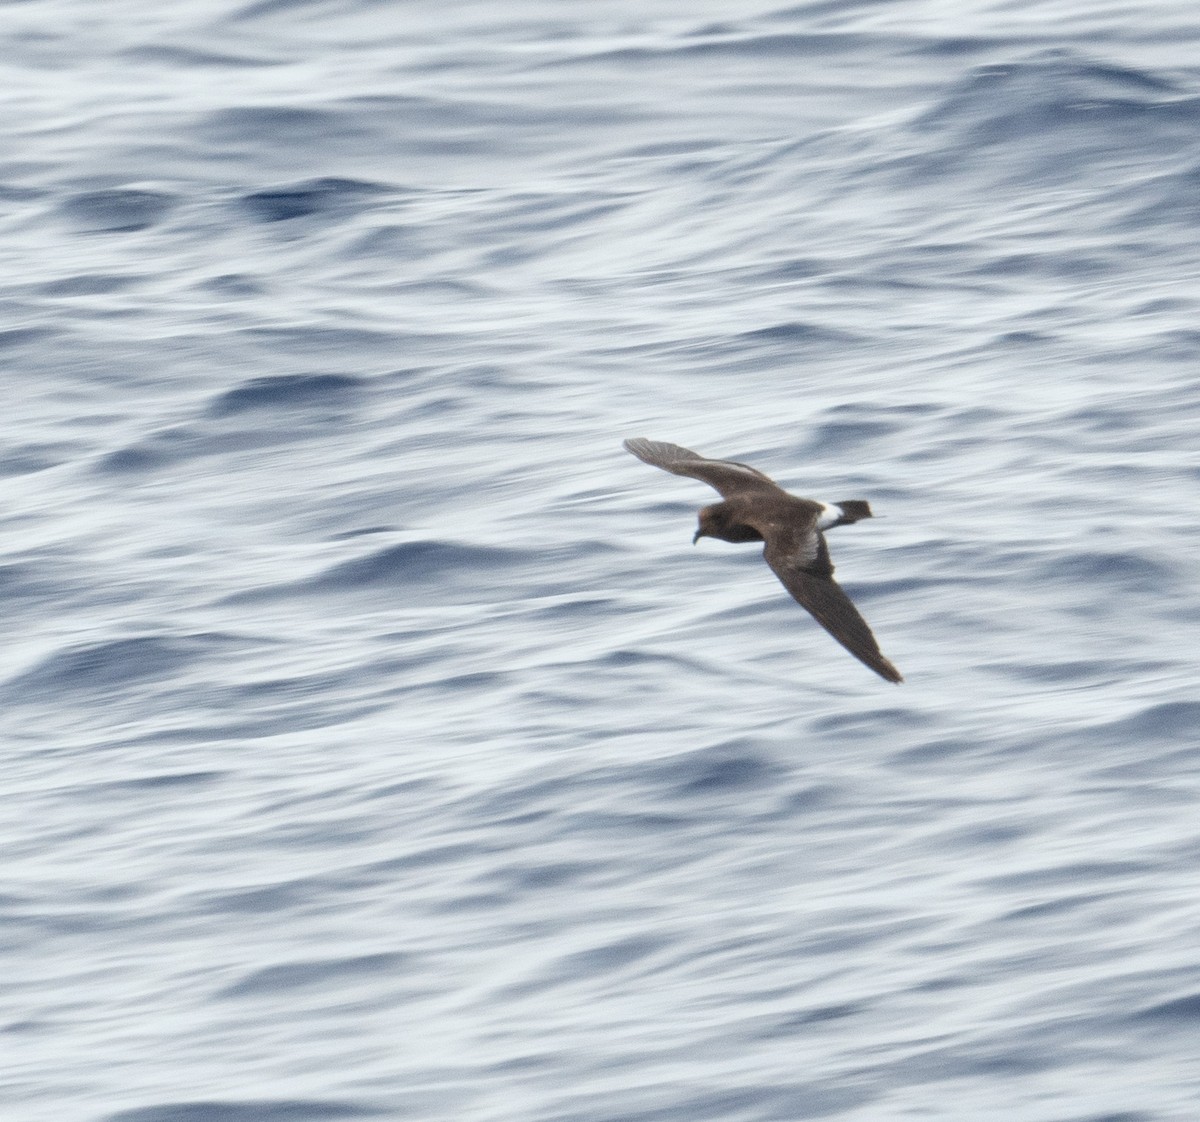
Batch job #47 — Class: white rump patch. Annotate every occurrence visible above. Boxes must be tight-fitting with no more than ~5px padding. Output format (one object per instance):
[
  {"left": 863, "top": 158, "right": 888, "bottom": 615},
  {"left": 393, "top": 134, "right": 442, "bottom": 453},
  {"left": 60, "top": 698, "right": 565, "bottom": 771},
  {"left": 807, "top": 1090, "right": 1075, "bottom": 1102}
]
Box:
[{"left": 816, "top": 502, "right": 843, "bottom": 531}]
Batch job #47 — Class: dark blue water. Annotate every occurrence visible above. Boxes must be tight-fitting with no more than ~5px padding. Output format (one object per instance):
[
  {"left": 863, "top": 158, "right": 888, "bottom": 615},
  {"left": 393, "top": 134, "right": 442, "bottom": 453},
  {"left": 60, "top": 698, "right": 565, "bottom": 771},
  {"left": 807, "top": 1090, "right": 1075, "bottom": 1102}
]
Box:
[{"left": 5, "top": 3, "right": 1200, "bottom": 1120}]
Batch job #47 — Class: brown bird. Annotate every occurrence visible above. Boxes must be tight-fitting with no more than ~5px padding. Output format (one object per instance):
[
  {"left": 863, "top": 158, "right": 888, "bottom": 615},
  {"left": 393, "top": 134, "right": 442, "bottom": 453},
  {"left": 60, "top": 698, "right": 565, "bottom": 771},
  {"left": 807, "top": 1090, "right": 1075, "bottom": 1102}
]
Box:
[{"left": 624, "top": 437, "right": 902, "bottom": 683}]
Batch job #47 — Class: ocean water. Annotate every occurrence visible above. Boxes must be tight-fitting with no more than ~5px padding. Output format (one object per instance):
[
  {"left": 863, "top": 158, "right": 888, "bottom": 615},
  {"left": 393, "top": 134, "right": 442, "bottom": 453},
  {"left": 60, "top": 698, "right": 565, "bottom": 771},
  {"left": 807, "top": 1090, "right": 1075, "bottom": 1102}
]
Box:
[{"left": 5, "top": 1, "right": 1200, "bottom": 1119}]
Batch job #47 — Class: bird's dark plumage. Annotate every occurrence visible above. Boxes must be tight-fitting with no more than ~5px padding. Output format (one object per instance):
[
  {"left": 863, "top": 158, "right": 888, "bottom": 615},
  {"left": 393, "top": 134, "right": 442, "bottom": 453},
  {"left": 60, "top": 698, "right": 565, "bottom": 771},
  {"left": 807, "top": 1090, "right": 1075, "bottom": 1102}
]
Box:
[{"left": 624, "top": 437, "right": 902, "bottom": 683}]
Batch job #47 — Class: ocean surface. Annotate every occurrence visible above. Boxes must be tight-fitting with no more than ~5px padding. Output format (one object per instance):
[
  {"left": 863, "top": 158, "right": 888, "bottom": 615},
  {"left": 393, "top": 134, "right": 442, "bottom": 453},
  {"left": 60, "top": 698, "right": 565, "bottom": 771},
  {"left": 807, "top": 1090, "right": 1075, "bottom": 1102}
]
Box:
[{"left": 5, "top": 1, "right": 1200, "bottom": 1120}]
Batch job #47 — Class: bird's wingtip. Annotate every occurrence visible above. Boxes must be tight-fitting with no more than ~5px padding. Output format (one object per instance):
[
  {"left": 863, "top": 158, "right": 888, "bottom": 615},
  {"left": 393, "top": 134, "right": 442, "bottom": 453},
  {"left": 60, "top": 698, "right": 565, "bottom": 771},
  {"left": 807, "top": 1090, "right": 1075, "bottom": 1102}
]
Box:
[{"left": 880, "top": 662, "right": 904, "bottom": 684}]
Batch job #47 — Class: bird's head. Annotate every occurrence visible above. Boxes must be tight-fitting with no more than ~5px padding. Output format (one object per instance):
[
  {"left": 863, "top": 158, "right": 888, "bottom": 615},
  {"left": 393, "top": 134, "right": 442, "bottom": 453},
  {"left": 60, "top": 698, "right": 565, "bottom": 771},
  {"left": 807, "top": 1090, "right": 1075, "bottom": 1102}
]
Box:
[
  {"left": 693, "top": 507, "right": 721, "bottom": 543},
  {"left": 693, "top": 504, "right": 764, "bottom": 544}
]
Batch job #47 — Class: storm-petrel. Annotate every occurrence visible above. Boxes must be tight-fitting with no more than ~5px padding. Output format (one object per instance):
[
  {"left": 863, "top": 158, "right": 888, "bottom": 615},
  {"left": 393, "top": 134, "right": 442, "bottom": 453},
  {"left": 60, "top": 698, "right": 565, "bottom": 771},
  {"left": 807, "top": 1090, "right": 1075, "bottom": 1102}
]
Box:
[{"left": 624, "top": 437, "right": 902, "bottom": 683}]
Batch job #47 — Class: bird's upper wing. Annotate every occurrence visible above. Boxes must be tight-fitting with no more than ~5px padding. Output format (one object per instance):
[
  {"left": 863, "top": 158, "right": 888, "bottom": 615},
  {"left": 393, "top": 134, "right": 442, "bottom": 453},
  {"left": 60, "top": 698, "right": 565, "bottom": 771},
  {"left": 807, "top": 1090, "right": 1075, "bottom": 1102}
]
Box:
[
  {"left": 763, "top": 529, "right": 903, "bottom": 683},
  {"left": 623, "top": 438, "right": 780, "bottom": 499}
]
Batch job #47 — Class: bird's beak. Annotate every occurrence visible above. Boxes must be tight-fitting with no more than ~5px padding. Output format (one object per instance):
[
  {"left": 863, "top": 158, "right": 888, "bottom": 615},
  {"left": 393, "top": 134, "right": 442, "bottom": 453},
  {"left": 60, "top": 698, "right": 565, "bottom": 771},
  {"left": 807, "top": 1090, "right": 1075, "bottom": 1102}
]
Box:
[{"left": 693, "top": 528, "right": 703, "bottom": 544}]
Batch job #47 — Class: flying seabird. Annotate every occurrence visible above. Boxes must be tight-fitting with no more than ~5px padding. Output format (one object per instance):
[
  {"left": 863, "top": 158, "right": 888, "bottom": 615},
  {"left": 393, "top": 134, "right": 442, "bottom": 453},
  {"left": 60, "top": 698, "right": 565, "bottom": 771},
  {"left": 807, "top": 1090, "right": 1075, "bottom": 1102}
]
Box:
[{"left": 624, "top": 437, "right": 903, "bottom": 683}]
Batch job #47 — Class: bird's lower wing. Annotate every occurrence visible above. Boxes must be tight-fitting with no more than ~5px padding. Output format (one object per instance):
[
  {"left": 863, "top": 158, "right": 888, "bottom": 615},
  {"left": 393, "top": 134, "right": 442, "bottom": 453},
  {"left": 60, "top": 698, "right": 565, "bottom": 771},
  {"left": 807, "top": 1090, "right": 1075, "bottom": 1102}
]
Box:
[
  {"left": 623, "top": 437, "right": 779, "bottom": 498},
  {"left": 765, "top": 553, "right": 903, "bottom": 683}
]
